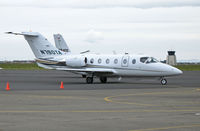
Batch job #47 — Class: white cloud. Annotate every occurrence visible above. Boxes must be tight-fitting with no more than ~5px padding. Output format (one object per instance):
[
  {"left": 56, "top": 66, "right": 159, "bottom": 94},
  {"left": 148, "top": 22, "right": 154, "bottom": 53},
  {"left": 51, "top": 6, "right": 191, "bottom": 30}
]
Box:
[
  {"left": 0, "top": 0, "right": 200, "bottom": 8},
  {"left": 0, "top": 4, "right": 200, "bottom": 60},
  {"left": 85, "top": 29, "right": 104, "bottom": 43}
]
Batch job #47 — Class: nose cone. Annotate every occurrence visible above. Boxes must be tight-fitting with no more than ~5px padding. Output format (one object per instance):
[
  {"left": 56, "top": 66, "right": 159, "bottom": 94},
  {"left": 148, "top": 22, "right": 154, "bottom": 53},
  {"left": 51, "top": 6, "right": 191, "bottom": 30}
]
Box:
[
  {"left": 158, "top": 63, "right": 183, "bottom": 76},
  {"left": 172, "top": 67, "right": 183, "bottom": 76}
]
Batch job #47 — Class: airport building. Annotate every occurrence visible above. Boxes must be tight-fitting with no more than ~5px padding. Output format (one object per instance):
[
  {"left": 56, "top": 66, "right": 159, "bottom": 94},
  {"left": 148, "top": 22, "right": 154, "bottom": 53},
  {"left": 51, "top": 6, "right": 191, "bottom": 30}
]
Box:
[{"left": 166, "top": 51, "right": 177, "bottom": 65}]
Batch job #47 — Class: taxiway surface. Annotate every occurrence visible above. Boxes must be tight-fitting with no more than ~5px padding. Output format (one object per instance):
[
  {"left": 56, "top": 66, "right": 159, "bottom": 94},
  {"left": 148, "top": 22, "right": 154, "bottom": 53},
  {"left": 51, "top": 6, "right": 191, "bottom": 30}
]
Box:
[{"left": 0, "top": 70, "right": 200, "bottom": 131}]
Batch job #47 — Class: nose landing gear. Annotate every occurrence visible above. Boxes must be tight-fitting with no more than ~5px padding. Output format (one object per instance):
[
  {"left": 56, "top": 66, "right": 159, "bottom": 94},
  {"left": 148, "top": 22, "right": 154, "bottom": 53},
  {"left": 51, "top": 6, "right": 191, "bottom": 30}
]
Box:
[{"left": 160, "top": 78, "right": 167, "bottom": 85}]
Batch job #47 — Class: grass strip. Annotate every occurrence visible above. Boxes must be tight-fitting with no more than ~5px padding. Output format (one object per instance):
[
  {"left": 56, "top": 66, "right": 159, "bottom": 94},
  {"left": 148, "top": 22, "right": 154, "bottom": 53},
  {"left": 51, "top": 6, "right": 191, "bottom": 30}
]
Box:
[{"left": 0, "top": 63, "right": 43, "bottom": 70}]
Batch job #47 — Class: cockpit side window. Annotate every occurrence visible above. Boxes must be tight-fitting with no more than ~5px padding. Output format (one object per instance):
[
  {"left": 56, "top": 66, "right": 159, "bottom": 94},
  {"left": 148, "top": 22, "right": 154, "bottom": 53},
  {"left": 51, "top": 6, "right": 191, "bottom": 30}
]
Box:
[
  {"left": 140, "top": 57, "right": 158, "bottom": 64},
  {"left": 146, "top": 57, "right": 158, "bottom": 64},
  {"left": 140, "top": 57, "right": 149, "bottom": 63}
]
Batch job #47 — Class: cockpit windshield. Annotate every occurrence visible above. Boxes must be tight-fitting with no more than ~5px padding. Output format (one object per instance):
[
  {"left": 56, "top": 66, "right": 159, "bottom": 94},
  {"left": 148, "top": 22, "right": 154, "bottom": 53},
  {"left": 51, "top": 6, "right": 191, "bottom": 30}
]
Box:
[
  {"left": 140, "top": 57, "right": 149, "bottom": 63},
  {"left": 140, "top": 57, "right": 158, "bottom": 64},
  {"left": 146, "top": 57, "right": 158, "bottom": 63}
]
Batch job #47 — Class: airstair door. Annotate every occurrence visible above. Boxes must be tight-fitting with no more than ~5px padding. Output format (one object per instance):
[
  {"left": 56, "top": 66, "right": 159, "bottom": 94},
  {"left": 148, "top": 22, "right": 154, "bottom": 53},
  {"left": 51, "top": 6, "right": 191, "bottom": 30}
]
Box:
[{"left": 121, "top": 55, "right": 129, "bottom": 67}]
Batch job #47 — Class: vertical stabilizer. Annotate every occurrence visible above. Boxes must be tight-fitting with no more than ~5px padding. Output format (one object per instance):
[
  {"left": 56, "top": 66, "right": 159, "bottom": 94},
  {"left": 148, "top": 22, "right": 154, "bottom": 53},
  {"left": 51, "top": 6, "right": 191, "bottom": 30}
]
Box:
[
  {"left": 54, "top": 34, "right": 71, "bottom": 53},
  {"left": 6, "top": 32, "right": 65, "bottom": 59}
]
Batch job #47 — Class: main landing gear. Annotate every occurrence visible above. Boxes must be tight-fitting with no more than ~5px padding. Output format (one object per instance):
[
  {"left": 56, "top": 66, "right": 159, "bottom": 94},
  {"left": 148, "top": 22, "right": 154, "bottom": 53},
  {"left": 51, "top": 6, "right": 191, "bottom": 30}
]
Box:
[
  {"left": 82, "top": 75, "right": 86, "bottom": 78},
  {"left": 160, "top": 78, "right": 167, "bottom": 85},
  {"left": 86, "top": 76, "right": 108, "bottom": 84},
  {"left": 100, "top": 77, "right": 107, "bottom": 83},
  {"left": 86, "top": 77, "right": 93, "bottom": 84}
]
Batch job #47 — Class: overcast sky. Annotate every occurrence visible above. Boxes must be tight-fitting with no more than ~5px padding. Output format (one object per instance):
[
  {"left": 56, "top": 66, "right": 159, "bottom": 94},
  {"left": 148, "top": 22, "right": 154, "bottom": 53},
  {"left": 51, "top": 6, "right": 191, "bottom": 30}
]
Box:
[{"left": 0, "top": 0, "right": 200, "bottom": 61}]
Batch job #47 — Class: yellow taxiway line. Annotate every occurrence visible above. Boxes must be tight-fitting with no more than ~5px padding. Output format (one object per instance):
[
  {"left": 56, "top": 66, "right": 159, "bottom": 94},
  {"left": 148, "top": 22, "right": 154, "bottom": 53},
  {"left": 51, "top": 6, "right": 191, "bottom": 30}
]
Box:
[
  {"left": 129, "top": 124, "right": 200, "bottom": 131},
  {"left": 104, "top": 90, "right": 199, "bottom": 106},
  {"left": 196, "top": 88, "right": 200, "bottom": 91},
  {"left": 0, "top": 109, "right": 200, "bottom": 113}
]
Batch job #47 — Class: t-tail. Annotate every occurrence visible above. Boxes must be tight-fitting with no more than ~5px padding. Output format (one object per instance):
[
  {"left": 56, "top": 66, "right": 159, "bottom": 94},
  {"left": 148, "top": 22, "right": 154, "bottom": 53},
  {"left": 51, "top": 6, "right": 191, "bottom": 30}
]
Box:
[
  {"left": 6, "top": 32, "right": 65, "bottom": 59},
  {"left": 54, "top": 34, "right": 71, "bottom": 53}
]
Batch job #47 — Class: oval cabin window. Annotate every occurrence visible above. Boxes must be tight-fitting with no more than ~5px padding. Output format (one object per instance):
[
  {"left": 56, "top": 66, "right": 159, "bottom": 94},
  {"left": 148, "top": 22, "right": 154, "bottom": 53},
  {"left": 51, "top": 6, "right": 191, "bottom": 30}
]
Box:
[
  {"left": 123, "top": 59, "right": 127, "bottom": 64},
  {"left": 114, "top": 59, "right": 118, "bottom": 64},
  {"left": 90, "top": 58, "right": 94, "bottom": 64},
  {"left": 106, "top": 59, "right": 110, "bottom": 64},
  {"left": 98, "top": 58, "right": 102, "bottom": 64},
  {"left": 132, "top": 59, "right": 136, "bottom": 64}
]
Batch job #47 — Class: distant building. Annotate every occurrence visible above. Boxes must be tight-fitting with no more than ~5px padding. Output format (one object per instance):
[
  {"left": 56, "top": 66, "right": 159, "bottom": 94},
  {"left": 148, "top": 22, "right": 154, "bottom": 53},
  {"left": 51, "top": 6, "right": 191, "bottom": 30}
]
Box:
[{"left": 166, "top": 51, "right": 177, "bottom": 65}]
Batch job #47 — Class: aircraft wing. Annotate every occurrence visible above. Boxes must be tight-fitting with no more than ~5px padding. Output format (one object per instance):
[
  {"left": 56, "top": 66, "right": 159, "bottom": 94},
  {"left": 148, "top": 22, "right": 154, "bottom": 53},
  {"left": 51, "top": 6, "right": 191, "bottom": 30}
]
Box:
[
  {"left": 56, "top": 67, "right": 115, "bottom": 73},
  {"left": 57, "top": 67, "right": 116, "bottom": 76},
  {"left": 37, "top": 62, "right": 115, "bottom": 75}
]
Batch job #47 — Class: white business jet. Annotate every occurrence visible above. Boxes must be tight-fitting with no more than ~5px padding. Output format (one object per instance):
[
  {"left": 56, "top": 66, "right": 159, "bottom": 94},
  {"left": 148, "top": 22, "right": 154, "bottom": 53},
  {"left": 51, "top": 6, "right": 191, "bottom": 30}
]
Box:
[{"left": 6, "top": 32, "right": 182, "bottom": 85}]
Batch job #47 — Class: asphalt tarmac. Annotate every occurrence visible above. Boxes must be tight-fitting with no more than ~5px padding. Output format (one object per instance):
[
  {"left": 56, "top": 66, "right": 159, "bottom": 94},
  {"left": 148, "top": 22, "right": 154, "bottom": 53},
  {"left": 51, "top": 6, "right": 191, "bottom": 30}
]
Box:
[{"left": 0, "top": 70, "right": 200, "bottom": 131}]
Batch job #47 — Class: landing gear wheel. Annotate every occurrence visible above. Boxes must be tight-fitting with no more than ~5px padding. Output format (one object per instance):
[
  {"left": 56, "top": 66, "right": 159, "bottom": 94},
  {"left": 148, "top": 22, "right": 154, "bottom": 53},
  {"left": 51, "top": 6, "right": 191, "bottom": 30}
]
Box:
[
  {"left": 161, "top": 79, "right": 167, "bottom": 85},
  {"left": 86, "top": 77, "right": 93, "bottom": 84},
  {"left": 100, "top": 77, "right": 107, "bottom": 83},
  {"left": 82, "top": 75, "right": 86, "bottom": 78}
]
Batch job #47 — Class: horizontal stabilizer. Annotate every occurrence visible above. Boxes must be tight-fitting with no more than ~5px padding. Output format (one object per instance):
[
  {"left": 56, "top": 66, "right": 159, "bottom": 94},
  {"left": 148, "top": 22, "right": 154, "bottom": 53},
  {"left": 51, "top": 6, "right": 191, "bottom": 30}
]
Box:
[{"left": 5, "top": 32, "right": 38, "bottom": 37}]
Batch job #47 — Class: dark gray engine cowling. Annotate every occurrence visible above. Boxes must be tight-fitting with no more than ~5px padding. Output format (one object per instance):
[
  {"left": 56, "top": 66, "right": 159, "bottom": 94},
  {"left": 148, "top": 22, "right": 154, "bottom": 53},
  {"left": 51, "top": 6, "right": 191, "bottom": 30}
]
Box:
[{"left": 65, "top": 56, "right": 87, "bottom": 67}]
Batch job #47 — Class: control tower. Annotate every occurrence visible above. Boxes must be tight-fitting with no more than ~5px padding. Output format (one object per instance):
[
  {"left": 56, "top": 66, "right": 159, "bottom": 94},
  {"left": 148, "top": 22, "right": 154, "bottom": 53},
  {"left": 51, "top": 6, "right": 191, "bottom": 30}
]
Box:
[{"left": 166, "top": 51, "right": 177, "bottom": 65}]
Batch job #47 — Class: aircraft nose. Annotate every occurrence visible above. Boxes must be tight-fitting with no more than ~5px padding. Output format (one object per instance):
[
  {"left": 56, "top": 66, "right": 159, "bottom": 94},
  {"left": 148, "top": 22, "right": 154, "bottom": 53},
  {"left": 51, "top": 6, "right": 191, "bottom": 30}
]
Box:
[
  {"left": 158, "top": 63, "right": 183, "bottom": 76},
  {"left": 171, "top": 67, "right": 183, "bottom": 75},
  {"left": 174, "top": 68, "right": 183, "bottom": 75}
]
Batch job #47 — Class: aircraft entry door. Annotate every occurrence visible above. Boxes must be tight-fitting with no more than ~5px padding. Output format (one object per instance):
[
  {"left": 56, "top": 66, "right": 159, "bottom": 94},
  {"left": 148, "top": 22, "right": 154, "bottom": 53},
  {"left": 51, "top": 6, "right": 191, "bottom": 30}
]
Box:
[{"left": 121, "top": 55, "right": 129, "bottom": 67}]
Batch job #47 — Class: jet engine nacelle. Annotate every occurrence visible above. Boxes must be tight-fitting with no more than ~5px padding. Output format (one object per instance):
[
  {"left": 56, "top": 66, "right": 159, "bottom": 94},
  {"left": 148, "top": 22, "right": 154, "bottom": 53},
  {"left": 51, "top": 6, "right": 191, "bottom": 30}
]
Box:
[{"left": 65, "top": 56, "right": 87, "bottom": 67}]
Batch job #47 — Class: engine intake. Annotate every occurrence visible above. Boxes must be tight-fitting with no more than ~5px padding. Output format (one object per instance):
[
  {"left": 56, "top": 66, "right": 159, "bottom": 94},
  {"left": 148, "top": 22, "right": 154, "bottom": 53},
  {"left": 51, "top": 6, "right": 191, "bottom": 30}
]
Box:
[{"left": 65, "top": 56, "right": 87, "bottom": 67}]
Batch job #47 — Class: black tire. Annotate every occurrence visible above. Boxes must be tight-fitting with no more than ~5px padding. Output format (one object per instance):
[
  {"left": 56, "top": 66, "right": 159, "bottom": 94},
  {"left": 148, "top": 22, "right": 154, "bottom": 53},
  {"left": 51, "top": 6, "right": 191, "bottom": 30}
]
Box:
[
  {"left": 100, "top": 77, "right": 107, "bottom": 83},
  {"left": 82, "top": 75, "right": 86, "bottom": 78},
  {"left": 161, "top": 79, "right": 167, "bottom": 85},
  {"left": 86, "top": 77, "right": 93, "bottom": 84}
]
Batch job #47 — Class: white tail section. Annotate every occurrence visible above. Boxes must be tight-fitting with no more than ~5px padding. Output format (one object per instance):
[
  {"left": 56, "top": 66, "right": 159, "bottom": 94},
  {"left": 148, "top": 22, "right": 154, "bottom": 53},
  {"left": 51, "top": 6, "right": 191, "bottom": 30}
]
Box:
[
  {"left": 7, "top": 32, "right": 65, "bottom": 59},
  {"left": 54, "top": 34, "right": 71, "bottom": 53}
]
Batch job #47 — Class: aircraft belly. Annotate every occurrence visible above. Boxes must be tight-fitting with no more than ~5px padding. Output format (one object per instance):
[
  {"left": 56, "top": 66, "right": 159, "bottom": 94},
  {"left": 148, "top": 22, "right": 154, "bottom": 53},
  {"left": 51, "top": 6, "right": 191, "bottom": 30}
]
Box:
[{"left": 115, "top": 69, "right": 163, "bottom": 77}]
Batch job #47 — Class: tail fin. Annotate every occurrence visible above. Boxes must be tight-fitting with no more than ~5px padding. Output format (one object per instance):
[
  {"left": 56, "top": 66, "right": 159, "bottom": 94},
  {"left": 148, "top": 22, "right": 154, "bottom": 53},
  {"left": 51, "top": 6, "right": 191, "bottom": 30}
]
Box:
[
  {"left": 6, "top": 32, "right": 65, "bottom": 59},
  {"left": 54, "top": 34, "right": 71, "bottom": 53}
]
